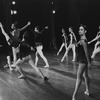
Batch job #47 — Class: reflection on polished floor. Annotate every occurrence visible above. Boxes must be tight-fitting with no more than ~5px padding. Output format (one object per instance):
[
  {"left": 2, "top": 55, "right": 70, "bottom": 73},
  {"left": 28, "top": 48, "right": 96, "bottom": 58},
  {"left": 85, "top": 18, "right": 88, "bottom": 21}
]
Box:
[{"left": 0, "top": 50, "right": 100, "bottom": 100}]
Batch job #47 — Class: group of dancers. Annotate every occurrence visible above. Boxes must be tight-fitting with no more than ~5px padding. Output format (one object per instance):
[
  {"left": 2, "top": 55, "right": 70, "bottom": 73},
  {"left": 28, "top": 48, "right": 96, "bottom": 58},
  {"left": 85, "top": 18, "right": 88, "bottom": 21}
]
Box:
[
  {"left": 57, "top": 25, "right": 100, "bottom": 100},
  {"left": 57, "top": 27, "right": 77, "bottom": 62},
  {"left": 57, "top": 25, "right": 100, "bottom": 63},
  {"left": 0, "top": 21, "right": 100, "bottom": 100},
  {"left": 0, "top": 21, "right": 49, "bottom": 80}
]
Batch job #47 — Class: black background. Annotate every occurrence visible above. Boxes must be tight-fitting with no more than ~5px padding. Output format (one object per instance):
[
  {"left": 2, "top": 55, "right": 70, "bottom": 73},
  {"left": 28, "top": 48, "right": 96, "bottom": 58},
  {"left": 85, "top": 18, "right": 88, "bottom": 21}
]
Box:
[{"left": 0, "top": 0, "right": 100, "bottom": 49}]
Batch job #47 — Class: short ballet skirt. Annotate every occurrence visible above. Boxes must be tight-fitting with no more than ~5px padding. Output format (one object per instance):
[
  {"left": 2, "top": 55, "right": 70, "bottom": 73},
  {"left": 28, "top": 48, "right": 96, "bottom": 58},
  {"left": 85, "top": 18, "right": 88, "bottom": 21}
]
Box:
[
  {"left": 18, "top": 42, "right": 33, "bottom": 59},
  {"left": 8, "top": 38, "right": 20, "bottom": 48},
  {"left": 76, "top": 44, "right": 88, "bottom": 63}
]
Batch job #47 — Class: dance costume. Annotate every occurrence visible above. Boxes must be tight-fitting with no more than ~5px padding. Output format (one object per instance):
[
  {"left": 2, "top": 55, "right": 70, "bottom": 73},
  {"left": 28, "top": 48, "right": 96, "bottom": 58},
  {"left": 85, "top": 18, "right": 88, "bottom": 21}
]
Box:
[{"left": 76, "top": 39, "right": 88, "bottom": 63}]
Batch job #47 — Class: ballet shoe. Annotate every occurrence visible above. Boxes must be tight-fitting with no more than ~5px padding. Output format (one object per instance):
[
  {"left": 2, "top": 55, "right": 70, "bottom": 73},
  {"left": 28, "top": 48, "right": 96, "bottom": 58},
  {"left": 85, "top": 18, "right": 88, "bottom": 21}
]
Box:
[
  {"left": 72, "top": 59, "right": 75, "bottom": 62},
  {"left": 57, "top": 52, "right": 59, "bottom": 55},
  {"left": 61, "top": 59, "right": 64, "bottom": 62},
  {"left": 84, "top": 91, "right": 89, "bottom": 96},
  {"left": 44, "top": 65, "right": 49, "bottom": 68},
  {"left": 9, "top": 67, "right": 14, "bottom": 71},
  {"left": 18, "top": 74, "right": 25, "bottom": 79},
  {"left": 11, "top": 64, "right": 16, "bottom": 68}
]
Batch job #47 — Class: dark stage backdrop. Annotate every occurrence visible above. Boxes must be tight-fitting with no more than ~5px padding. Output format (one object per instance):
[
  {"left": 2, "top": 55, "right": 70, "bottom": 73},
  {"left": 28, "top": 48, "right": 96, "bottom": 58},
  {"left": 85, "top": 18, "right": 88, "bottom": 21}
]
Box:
[{"left": 0, "top": 0, "right": 100, "bottom": 49}]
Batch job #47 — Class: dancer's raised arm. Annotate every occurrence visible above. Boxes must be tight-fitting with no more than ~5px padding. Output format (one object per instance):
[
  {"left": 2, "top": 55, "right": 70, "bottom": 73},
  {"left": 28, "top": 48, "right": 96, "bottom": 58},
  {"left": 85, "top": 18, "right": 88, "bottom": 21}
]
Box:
[
  {"left": 88, "top": 35, "right": 100, "bottom": 44},
  {"left": 19, "top": 21, "right": 31, "bottom": 31}
]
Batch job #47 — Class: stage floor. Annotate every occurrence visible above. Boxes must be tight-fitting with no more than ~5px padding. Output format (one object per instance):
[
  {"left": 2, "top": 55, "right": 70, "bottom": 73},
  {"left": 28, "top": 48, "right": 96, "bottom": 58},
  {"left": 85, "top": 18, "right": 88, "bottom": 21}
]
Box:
[{"left": 0, "top": 50, "right": 100, "bottom": 100}]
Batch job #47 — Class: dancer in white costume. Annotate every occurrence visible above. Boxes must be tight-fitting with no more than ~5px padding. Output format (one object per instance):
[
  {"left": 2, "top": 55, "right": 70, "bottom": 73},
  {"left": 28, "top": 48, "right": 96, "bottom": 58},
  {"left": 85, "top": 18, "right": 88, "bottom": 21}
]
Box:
[
  {"left": 57, "top": 28, "right": 68, "bottom": 56},
  {"left": 88, "top": 26, "right": 100, "bottom": 60},
  {"left": 61, "top": 27, "right": 77, "bottom": 62},
  {"left": 33, "top": 26, "right": 49, "bottom": 68}
]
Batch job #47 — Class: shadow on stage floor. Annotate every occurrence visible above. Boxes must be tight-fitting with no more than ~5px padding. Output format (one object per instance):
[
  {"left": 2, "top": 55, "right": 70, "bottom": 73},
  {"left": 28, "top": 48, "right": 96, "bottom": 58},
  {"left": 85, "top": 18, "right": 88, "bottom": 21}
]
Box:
[{"left": 0, "top": 49, "right": 100, "bottom": 100}]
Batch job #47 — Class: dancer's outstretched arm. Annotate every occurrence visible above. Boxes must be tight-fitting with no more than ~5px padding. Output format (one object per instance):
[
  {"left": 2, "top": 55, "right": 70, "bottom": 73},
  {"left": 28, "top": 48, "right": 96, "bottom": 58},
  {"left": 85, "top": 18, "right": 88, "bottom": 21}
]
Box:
[
  {"left": 88, "top": 35, "right": 100, "bottom": 44},
  {"left": 39, "top": 26, "right": 48, "bottom": 34},
  {"left": 19, "top": 21, "right": 31, "bottom": 31}
]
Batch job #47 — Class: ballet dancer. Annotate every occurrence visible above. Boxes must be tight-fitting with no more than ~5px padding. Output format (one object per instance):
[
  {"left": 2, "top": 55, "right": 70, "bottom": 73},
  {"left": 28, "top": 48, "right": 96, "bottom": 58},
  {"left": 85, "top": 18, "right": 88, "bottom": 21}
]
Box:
[
  {"left": 72, "top": 25, "right": 91, "bottom": 100},
  {"left": 13, "top": 32, "right": 48, "bottom": 80},
  {"left": 0, "top": 22, "right": 19, "bottom": 70},
  {"left": 11, "top": 21, "right": 31, "bottom": 65},
  {"left": 61, "top": 27, "right": 77, "bottom": 62},
  {"left": 33, "top": 26, "right": 49, "bottom": 68},
  {"left": 57, "top": 28, "right": 68, "bottom": 55},
  {"left": 88, "top": 26, "right": 100, "bottom": 60}
]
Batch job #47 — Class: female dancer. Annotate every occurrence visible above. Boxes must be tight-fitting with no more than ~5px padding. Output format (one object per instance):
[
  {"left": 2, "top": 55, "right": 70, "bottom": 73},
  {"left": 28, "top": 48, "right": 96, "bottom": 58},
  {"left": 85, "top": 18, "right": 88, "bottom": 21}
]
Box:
[
  {"left": 57, "top": 28, "right": 68, "bottom": 55},
  {"left": 13, "top": 32, "right": 48, "bottom": 80},
  {"left": 61, "top": 27, "right": 77, "bottom": 62},
  {"left": 11, "top": 21, "right": 31, "bottom": 65},
  {"left": 34, "top": 26, "right": 49, "bottom": 68},
  {"left": 88, "top": 26, "right": 100, "bottom": 60},
  {"left": 0, "top": 22, "right": 20, "bottom": 70},
  {"left": 72, "top": 25, "right": 91, "bottom": 100}
]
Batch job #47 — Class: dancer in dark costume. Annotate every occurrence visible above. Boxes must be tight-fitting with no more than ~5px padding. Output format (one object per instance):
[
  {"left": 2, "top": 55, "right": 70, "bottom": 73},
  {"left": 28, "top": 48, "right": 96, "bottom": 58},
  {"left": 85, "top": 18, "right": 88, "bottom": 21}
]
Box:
[
  {"left": 11, "top": 21, "right": 31, "bottom": 65},
  {"left": 61, "top": 27, "right": 77, "bottom": 62},
  {"left": 13, "top": 32, "right": 48, "bottom": 80},
  {"left": 0, "top": 22, "right": 21, "bottom": 70},
  {"left": 33, "top": 26, "right": 49, "bottom": 68},
  {"left": 57, "top": 28, "right": 68, "bottom": 56},
  {"left": 72, "top": 25, "right": 91, "bottom": 100}
]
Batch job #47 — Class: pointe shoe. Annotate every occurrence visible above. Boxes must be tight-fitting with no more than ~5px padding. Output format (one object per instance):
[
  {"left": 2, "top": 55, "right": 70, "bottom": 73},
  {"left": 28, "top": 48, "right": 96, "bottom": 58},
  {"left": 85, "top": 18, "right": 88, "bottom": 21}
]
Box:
[
  {"left": 72, "top": 59, "right": 75, "bottom": 62},
  {"left": 57, "top": 52, "right": 59, "bottom": 55},
  {"left": 44, "top": 65, "right": 49, "bottom": 68},
  {"left": 18, "top": 74, "right": 25, "bottom": 79},
  {"left": 61, "top": 59, "right": 64, "bottom": 62},
  {"left": 84, "top": 91, "right": 89, "bottom": 96},
  {"left": 9, "top": 67, "right": 14, "bottom": 71},
  {"left": 11, "top": 64, "right": 16, "bottom": 68}
]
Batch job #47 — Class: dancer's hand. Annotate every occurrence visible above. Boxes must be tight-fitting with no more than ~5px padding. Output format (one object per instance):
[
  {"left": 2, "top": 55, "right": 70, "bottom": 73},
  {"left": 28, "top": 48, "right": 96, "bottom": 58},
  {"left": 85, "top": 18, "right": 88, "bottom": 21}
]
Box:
[
  {"left": 31, "top": 47, "right": 35, "bottom": 51},
  {"left": 27, "top": 21, "right": 31, "bottom": 26},
  {"left": 88, "top": 42, "right": 91, "bottom": 44},
  {"left": 45, "top": 26, "right": 48, "bottom": 29},
  {"left": 0, "top": 22, "right": 2, "bottom": 27}
]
